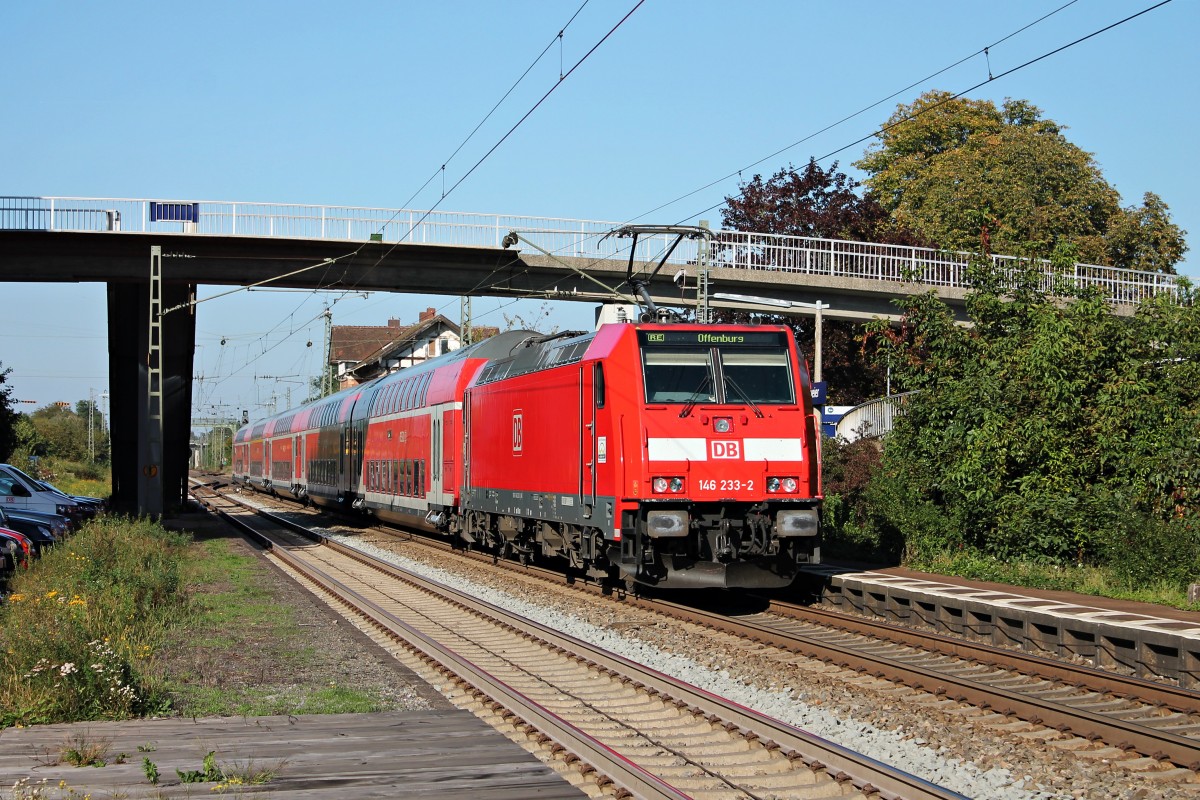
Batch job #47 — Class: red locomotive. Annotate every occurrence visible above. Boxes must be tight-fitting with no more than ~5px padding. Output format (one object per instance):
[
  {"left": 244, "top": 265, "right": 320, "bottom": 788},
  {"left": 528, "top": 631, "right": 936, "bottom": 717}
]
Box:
[{"left": 234, "top": 321, "right": 822, "bottom": 588}]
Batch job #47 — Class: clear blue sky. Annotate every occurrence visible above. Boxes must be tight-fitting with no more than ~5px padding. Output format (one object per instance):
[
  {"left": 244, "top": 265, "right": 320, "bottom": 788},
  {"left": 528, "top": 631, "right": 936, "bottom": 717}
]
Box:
[{"left": 2, "top": 0, "right": 1195, "bottom": 419}]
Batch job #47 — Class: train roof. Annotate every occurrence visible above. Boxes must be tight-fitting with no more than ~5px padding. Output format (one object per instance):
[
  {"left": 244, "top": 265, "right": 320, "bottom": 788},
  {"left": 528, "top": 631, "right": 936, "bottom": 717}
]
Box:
[{"left": 236, "top": 330, "right": 540, "bottom": 439}]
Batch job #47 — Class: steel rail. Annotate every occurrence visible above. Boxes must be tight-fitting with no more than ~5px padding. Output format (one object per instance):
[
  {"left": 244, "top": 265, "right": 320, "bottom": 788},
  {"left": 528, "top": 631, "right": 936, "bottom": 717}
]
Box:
[
  {"left": 762, "top": 601, "right": 1200, "bottom": 715},
  {"left": 214, "top": 485, "right": 1200, "bottom": 762},
  {"left": 201, "top": 486, "right": 964, "bottom": 799},
  {"left": 207, "top": 484, "right": 1200, "bottom": 771},
  {"left": 322, "top": 535, "right": 965, "bottom": 800},
  {"left": 646, "top": 596, "right": 1200, "bottom": 768},
  {"left": 204, "top": 495, "right": 690, "bottom": 800}
]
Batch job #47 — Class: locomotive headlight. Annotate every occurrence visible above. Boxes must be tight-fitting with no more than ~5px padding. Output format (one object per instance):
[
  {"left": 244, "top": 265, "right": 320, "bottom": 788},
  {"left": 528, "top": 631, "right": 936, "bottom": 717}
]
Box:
[
  {"left": 714, "top": 417, "right": 732, "bottom": 433},
  {"left": 652, "top": 477, "right": 685, "bottom": 494},
  {"left": 767, "top": 476, "right": 799, "bottom": 494}
]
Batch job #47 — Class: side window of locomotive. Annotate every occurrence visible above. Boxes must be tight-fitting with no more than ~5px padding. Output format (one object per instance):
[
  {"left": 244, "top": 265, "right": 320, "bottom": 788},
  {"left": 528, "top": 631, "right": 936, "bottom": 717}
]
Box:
[
  {"left": 642, "top": 349, "right": 714, "bottom": 404},
  {"left": 720, "top": 351, "right": 795, "bottom": 404},
  {"left": 594, "top": 362, "right": 605, "bottom": 408}
]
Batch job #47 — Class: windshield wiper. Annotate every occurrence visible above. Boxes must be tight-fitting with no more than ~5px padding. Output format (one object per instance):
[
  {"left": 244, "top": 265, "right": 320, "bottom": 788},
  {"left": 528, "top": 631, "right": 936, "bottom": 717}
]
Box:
[
  {"left": 678, "top": 373, "right": 713, "bottom": 418},
  {"left": 724, "top": 375, "right": 765, "bottom": 418}
]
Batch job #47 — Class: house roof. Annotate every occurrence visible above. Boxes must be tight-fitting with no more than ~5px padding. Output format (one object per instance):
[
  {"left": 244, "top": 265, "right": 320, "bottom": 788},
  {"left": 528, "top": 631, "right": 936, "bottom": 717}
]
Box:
[
  {"left": 330, "top": 309, "right": 502, "bottom": 376},
  {"left": 329, "top": 322, "right": 410, "bottom": 365},
  {"left": 352, "top": 315, "right": 457, "bottom": 368}
]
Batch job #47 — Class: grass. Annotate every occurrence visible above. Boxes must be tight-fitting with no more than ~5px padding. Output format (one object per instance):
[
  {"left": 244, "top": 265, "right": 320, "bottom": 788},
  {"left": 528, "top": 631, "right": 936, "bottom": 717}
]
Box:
[
  {"left": 152, "top": 535, "right": 399, "bottom": 717},
  {"left": 30, "top": 459, "right": 112, "bottom": 500},
  {"left": 174, "top": 683, "right": 395, "bottom": 717},
  {"left": 1, "top": 515, "right": 401, "bottom": 730},
  {"left": 909, "top": 550, "right": 1200, "bottom": 611},
  {"left": 0, "top": 516, "right": 186, "bottom": 727},
  {"left": 58, "top": 731, "right": 116, "bottom": 767}
]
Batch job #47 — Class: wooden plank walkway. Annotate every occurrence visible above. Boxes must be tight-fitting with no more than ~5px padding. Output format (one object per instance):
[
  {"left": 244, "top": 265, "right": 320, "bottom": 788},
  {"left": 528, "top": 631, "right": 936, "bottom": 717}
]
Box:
[{"left": 0, "top": 710, "right": 588, "bottom": 798}]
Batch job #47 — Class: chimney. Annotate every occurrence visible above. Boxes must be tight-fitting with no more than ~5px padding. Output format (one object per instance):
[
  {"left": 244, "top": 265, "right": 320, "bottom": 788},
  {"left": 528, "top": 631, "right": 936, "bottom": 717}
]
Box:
[
  {"left": 387, "top": 318, "right": 401, "bottom": 328},
  {"left": 418, "top": 307, "right": 436, "bottom": 323}
]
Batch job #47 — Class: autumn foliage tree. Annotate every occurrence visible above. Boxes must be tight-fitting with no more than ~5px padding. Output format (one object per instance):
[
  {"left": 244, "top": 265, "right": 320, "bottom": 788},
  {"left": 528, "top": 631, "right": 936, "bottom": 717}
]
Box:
[{"left": 721, "top": 160, "right": 925, "bottom": 405}]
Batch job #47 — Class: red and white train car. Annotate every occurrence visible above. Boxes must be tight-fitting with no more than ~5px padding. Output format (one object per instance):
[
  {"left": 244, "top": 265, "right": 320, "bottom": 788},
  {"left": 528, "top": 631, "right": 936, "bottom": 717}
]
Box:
[{"left": 234, "top": 322, "right": 822, "bottom": 589}]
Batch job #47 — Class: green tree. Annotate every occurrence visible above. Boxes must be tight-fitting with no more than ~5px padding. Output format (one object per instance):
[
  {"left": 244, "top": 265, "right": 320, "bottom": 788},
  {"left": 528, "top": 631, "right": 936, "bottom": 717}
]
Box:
[
  {"left": 9, "top": 415, "right": 46, "bottom": 468},
  {"left": 862, "top": 265, "right": 1199, "bottom": 588},
  {"left": 29, "top": 404, "right": 88, "bottom": 462},
  {"left": 0, "top": 364, "right": 18, "bottom": 462},
  {"left": 855, "top": 91, "right": 1187, "bottom": 271}
]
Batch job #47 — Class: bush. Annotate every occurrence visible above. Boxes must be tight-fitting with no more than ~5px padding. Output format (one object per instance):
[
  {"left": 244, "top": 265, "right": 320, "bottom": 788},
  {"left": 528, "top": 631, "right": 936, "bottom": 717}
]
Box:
[
  {"left": 820, "top": 436, "right": 891, "bottom": 561},
  {"left": 0, "top": 517, "right": 187, "bottom": 727},
  {"left": 850, "top": 270, "right": 1199, "bottom": 593},
  {"left": 1098, "top": 512, "right": 1200, "bottom": 592}
]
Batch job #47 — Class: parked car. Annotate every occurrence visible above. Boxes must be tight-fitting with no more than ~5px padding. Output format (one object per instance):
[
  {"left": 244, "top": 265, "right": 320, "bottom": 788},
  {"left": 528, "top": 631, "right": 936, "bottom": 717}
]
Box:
[
  {"left": 0, "top": 507, "right": 57, "bottom": 555},
  {"left": 0, "top": 527, "right": 32, "bottom": 571},
  {"left": 0, "top": 464, "right": 83, "bottom": 522},
  {"left": 36, "top": 481, "right": 104, "bottom": 519},
  {"left": 2, "top": 508, "right": 71, "bottom": 542}
]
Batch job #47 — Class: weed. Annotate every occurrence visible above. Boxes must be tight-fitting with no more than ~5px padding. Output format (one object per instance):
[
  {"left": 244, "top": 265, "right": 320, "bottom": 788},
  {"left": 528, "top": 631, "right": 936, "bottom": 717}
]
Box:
[
  {"left": 141, "top": 756, "right": 159, "bottom": 785},
  {"left": 136, "top": 743, "right": 156, "bottom": 752},
  {"left": 8, "top": 776, "right": 100, "bottom": 799},
  {"left": 58, "top": 731, "right": 110, "bottom": 767},
  {"left": 219, "top": 756, "right": 288, "bottom": 785},
  {"left": 0, "top": 516, "right": 187, "bottom": 728},
  {"left": 176, "top": 750, "right": 222, "bottom": 783}
]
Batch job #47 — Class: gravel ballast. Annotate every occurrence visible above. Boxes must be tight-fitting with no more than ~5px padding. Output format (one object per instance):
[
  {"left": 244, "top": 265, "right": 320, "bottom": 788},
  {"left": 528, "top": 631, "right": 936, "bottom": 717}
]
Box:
[{"left": 323, "top": 531, "right": 1046, "bottom": 800}]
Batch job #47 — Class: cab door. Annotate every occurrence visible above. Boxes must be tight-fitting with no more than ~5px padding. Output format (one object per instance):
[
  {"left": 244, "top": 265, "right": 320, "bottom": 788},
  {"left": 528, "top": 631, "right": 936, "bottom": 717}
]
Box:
[
  {"left": 428, "top": 412, "right": 443, "bottom": 502},
  {"left": 579, "top": 364, "right": 597, "bottom": 514}
]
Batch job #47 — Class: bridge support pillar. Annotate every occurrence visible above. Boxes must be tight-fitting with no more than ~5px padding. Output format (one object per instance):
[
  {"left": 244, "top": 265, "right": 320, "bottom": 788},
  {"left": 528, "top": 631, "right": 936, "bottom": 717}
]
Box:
[{"left": 107, "top": 280, "right": 196, "bottom": 515}]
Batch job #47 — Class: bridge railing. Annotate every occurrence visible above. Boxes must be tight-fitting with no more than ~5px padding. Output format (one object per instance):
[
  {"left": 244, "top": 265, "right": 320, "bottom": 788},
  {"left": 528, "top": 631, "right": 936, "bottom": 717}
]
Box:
[
  {"left": 0, "top": 196, "right": 1181, "bottom": 305},
  {"left": 834, "top": 391, "right": 919, "bottom": 442}
]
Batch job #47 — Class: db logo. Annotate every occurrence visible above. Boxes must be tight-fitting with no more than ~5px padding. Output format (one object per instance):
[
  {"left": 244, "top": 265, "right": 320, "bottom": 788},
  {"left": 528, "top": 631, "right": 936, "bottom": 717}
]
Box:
[
  {"left": 512, "top": 411, "right": 523, "bottom": 454},
  {"left": 710, "top": 440, "right": 741, "bottom": 459}
]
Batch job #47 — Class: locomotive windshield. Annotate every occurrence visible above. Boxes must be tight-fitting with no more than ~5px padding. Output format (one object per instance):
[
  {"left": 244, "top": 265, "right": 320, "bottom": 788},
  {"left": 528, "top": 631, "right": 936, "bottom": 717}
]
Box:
[{"left": 639, "top": 330, "right": 795, "bottom": 405}]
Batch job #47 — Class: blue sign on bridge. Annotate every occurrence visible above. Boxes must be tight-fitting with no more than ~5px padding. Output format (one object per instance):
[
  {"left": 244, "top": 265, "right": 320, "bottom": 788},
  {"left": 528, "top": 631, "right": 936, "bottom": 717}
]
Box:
[{"left": 149, "top": 201, "right": 199, "bottom": 223}]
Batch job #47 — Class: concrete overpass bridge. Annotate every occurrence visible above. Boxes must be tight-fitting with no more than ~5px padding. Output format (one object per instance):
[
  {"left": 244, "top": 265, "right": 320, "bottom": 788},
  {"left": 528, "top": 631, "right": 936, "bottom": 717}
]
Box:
[{"left": 0, "top": 195, "right": 1181, "bottom": 514}]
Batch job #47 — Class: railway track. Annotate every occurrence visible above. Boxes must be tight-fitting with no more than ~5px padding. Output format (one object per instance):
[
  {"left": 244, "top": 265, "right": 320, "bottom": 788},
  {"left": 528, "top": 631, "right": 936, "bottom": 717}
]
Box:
[
  {"left": 195, "top": 479, "right": 1200, "bottom": 785},
  {"left": 191, "top": 482, "right": 962, "bottom": 800}
]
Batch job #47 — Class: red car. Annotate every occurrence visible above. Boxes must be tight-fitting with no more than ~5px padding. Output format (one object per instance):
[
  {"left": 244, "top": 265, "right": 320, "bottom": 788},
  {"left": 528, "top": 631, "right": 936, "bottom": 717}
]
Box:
[{"left": 0, "top": 526, "right": 32, "bottom": 571}]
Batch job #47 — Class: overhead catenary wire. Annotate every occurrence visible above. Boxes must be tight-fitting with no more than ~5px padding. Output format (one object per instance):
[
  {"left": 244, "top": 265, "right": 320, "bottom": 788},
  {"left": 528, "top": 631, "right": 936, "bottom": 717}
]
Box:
[
  {"left": 208, "top": 1, "right": 1172, "bottom": 415},
  {"left": 412, "top": 0, "right": 1101, "bottom": 312},
  {"left": 615, "top": 0, "right": 1085, "bottom": 226},
  {"left": 352, "top": 0, "right": 645, "bottom": 288},
  {"left": 267, "top": 0, "right": 636, "bottom": 330},
  {"left": 679, "top": 0, "right": 1175, "bottom": 223},
  {"left": 385, "top": 0, "right": 592, "bottom": 218}
]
